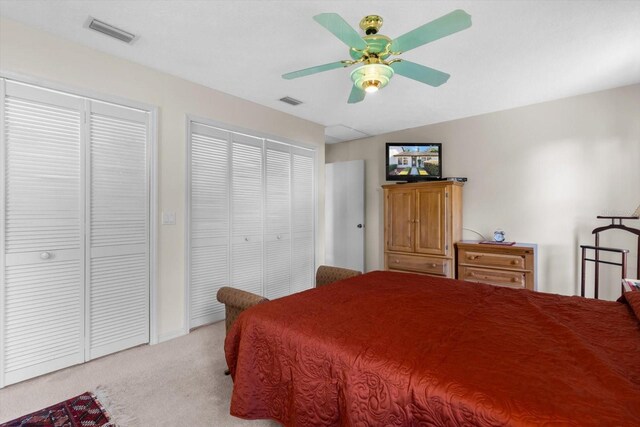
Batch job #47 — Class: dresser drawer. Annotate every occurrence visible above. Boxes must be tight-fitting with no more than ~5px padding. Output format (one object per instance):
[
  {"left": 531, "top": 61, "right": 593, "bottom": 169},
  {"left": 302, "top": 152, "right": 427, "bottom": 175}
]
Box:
[
  {"left": 459, "top": 249, "right": 526, "bottom": 270},
  {"left": 386, "top": 253, "right": 449, "bottom": 276},
  {"left": 459, "top": 266, "right": 526, "bottom": 289}
]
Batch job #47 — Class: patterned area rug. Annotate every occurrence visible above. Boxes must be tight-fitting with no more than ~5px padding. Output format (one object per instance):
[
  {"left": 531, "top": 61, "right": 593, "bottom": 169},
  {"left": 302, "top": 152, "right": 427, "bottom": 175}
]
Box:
[{"left": 0, "top": 392, "right": 113, "bottom": 427}]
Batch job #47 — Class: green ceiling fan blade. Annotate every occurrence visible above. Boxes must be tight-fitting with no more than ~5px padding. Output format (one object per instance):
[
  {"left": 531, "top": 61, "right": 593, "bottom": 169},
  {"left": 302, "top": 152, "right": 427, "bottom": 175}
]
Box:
[
  {"left": 390, "top": 9, "right": 471, "bottom": 53},
  {"left": 347, "top": 85, "right": 366, "bottom": 104},
  {"left": 390, "top": 60, "right": 450, "bottom": 87},
  {"left": 313, "top": 13, "right": 368, "bottom": 51},
  {"left": 282, "top": 61, "right": 347, "bottom": 80}
]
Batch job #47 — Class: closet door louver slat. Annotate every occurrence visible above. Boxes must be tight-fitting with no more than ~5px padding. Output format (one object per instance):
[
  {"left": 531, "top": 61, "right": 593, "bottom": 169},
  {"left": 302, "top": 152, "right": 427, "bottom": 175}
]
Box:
[
  {"left": 87, "top": 100, "right": 149, "bottom": 360},
  {"left": 2, "top": 80, "right": 84, "bottom": 386}
]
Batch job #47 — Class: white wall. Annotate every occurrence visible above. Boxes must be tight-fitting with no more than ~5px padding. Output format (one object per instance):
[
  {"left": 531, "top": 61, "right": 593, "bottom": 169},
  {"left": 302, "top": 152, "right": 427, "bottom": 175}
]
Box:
[
  {"left": 327, "top": 84, "right": 640, "bottom": 300},
  {"left": 0, "top": 18, "right": 325, "bottom": 340}
]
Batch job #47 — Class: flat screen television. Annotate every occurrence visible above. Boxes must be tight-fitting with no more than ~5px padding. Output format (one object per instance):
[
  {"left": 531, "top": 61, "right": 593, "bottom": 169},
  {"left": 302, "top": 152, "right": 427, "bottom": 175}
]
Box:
[{"left": 385, "top": 142, "right": 442, "bottom": 182}]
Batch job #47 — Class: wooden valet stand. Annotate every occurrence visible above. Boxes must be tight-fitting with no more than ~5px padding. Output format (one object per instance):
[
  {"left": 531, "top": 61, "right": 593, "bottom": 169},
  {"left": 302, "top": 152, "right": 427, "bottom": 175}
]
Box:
[{"left": 580, "top": 213, "right": 640, "bottom": 298}]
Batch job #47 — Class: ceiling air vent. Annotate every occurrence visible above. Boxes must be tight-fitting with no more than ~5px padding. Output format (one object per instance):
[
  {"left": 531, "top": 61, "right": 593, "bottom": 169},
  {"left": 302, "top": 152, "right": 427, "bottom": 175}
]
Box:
[
  {"left": 86, "top": 17, "right": 137, "bottom": 44},
  {"left": 279, "top": 96, "right": 303, "bottom": 106}
]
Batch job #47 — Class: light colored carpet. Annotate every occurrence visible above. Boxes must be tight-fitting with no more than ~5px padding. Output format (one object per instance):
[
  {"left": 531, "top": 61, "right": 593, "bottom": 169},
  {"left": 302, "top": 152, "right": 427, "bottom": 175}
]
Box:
[{"left": 0, "top": 321, "right": 279, "bottom": 426}]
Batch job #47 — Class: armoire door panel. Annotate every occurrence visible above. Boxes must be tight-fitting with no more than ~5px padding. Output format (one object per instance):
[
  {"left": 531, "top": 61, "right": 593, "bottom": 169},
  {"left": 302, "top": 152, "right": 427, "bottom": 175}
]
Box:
[
  {"left": 415, "top": 187, "right": 447, "bottom": 255},
  {"left": 385, "top": 189, "right": 415, "bottom": 252},
  {"left": 87, "top": 101, "right": 149, "bottom": 359},
  {"left": 2, "top": 80, "right": 84, "bottom": 386}
]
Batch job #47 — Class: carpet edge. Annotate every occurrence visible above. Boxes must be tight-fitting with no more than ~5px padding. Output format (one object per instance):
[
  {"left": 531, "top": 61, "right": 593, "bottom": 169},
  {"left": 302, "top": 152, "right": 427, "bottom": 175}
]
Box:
[{"left": 94, "top": 386, "right": 137, "bottom": 427}]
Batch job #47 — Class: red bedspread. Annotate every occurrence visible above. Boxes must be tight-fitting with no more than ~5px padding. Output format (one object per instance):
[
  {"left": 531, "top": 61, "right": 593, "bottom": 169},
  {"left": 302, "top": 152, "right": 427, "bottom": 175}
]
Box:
[{"left": 225, "top": 271, "right": 640, "bottom": 426}]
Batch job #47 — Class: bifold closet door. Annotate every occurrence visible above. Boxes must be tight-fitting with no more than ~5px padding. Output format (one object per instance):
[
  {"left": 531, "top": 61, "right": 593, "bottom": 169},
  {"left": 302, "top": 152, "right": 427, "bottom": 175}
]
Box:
[
  {"left": 291, "top": 147, "right": 315, "bottom": 293},
  {"left": 187, "top": 121, "right": 316, "bottom": 328},
  {"left": 1, "top": 80, "right": 85, "bottom": 386},
  {"left": 264, "top": 141, "right": 291, "bottom": 299},
  {"left": 1, "top": 80, "right": 151, "bottom": 387},
  {"left": 230, "top": 134, "right": 264, "bottom": 297},
  {"left": 189, "top": 124, "right": 229, "bottom": 328},
  {"left": 86, "top": 100, "right": 150, "bottom": 359}
]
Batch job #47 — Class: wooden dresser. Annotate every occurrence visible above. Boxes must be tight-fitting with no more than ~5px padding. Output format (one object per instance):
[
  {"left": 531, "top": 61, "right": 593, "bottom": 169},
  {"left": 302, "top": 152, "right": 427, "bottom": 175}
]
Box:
[
  {"left": 456, "top": 241, "right": 537, "bottom": 290},
  {"left": 383, "top": 181, "right": 463, "bottom": 278}
]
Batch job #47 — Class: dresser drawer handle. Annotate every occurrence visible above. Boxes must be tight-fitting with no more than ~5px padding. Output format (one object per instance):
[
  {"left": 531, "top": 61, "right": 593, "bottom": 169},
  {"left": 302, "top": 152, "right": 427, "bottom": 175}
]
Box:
[
  {"left": 511, "top": 260, "right": 520, "bottom": 265},
  {"left": 468, "top": 255, "right": 481, "bottom": 260},
  {"left": 394, "top": 260, "right": 400, "bottom": 264},
  {"left": 511, "top": 277, "right": 519, "bottom": 282},
  {"left": 429, "top": 263, "right": 437, "bottom": 268}
]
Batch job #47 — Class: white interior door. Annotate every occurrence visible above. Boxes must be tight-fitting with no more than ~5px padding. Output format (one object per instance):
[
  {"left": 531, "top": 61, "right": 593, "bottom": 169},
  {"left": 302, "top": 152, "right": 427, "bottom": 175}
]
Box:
[
  {"left": 291, "top": 147, "right": 315, "bottom": 292},
  {"left": 264, "top": 140, "right": 291, "bottom": 299},
  {"left": 187, "top": 121, "right": 316, "bottom": 324},
  {"left": 86, "top": 100, "right": 150, "bottom": 359},
  {"left": 189, "top": 124, "right": 229, "bottom": 328},
  {"left": 325, "top": 160, "right": 365, "bottom": 272},
  {"left": 230, "top": 133, "right": 263, "bottom": 296},
  {"left": 2, "top": 79, "right": 153, "bottom": 387},
  {"left": 1, "top": 80, "right": 85, "bottom": 386}
]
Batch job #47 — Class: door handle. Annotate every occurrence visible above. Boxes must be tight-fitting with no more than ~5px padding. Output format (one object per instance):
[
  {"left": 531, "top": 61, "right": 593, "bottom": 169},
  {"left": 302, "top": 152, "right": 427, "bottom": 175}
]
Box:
[{"left": 357, "top": 224, "right": 363, "bottom": 229}]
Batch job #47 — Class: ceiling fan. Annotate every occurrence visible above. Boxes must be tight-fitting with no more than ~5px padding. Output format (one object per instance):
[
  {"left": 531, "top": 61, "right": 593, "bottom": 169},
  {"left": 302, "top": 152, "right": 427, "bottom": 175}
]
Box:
[{"left": 282, "top": 10, "right": 472, "bottom": 103}]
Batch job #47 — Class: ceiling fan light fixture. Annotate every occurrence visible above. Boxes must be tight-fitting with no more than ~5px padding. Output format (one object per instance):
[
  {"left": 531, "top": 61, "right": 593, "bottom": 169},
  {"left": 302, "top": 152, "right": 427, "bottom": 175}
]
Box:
[
  {"left": 350, "top": 64, "right": 394, "bottom": 93},
  {"left": 363, "top": 80, "right": 381, "bottom": 93}
]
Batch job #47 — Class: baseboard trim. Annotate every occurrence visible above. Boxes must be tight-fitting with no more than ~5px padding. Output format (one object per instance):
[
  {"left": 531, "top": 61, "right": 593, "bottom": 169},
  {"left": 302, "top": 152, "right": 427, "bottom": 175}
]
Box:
[{"left": 157, "top": 328, "right": 188, "bottom": 343}]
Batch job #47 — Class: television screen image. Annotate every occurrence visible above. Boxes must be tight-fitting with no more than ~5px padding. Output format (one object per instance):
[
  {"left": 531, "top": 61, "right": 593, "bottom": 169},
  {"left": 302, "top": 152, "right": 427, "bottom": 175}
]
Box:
[{"left": 386, "top": 143, "right": 442, "bottom": 181}]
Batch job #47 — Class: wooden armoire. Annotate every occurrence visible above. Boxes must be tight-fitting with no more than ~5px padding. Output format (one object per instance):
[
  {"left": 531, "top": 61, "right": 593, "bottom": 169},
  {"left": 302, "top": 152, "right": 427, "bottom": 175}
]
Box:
[{"left": 383, "top": 181, "right": 463, "bottom": 278}]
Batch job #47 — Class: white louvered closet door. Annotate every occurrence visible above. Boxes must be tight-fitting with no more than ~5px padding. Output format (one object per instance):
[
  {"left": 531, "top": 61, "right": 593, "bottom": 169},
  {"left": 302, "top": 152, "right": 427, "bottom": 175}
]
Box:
[
  {"left": 189, "top": 124, "right": 229, "bottom": 328},
  {"left": 187, "top": 120, "right": 315, "bottom": 327},
  {"left": 86, "top": 100, "right": 149, "bottom": 359},
  {"left": 291, "top": 147, "right": 315, "bottom": 293},
  {"left": 230, "top": 134, "right": 263, "bottom": 296},
  {"left": 264, "top": 141, "right": 291, "bottom": 299},
  {"left": 1, "top": 80, "right": 85, "bottom": 386}
]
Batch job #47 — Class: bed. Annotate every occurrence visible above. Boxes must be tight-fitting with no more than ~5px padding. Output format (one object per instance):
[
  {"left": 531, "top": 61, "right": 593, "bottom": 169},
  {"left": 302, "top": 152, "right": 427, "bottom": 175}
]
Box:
[{"left": 225, "top": 271, "right": 640, "bottom": 426}]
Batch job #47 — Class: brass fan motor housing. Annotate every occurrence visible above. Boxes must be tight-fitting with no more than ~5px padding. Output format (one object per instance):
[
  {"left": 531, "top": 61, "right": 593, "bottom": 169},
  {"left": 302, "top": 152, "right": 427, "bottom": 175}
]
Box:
[
  {"left": 348, "top": 34, "right": 392, "bottom": 61},
  {"left": 359, "top": 15, "right": 383, "bottom": 35}
]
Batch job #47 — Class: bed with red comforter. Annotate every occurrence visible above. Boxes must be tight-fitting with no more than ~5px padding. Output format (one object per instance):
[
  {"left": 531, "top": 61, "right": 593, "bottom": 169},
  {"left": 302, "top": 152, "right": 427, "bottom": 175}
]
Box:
[{"left": 225, "top": 271, "right": 640, "bottom": 426}]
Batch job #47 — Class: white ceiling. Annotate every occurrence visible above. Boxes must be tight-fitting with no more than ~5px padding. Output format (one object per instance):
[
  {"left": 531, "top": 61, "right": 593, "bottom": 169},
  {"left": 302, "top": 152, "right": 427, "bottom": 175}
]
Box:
[{"left": 1, "top": 1, "right": 639, "bottom": 143}]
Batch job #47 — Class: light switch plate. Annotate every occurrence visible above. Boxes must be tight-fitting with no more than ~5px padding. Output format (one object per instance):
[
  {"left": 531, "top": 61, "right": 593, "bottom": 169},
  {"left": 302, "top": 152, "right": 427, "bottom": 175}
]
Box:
[{"left": 162, "top": 211, "right": 176, "bottom": 225}]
